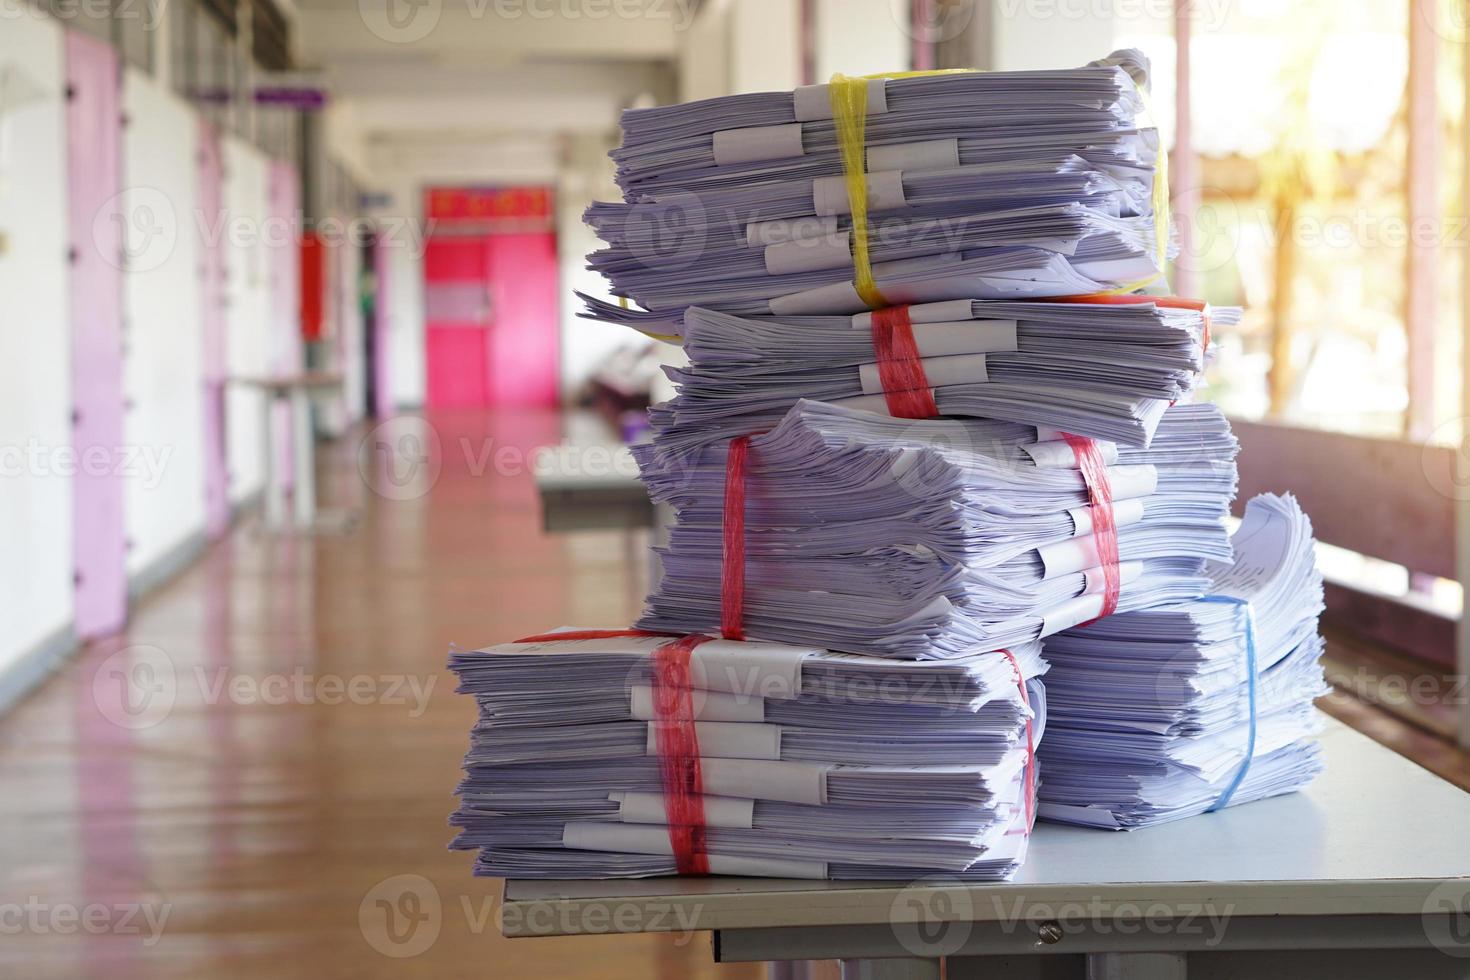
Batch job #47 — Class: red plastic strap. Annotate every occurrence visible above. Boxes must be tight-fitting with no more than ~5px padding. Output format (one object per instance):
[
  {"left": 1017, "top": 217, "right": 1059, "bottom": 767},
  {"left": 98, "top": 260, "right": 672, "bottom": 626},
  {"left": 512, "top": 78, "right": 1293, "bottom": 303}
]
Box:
[
  {"left": 1037, "top": 293, "right": 1207, "bottom": 312},
  {"left": 651, "top": 633, "right": 714, "bottom": 875},
  {"left": 1060, "top": 433, "right": 1121, "bottom": 621},
  {"left": 1040, "top": 292, "right": 1212, "bottom": 362},
  {"left": 721, "top": 436, "right": 751, "bottom": 641},
  {"left": 870, "top": 305, "right": 939, "bottom": 419},
  {"left": 998, "top": 648, "right": 1036, "bottom": 833}
]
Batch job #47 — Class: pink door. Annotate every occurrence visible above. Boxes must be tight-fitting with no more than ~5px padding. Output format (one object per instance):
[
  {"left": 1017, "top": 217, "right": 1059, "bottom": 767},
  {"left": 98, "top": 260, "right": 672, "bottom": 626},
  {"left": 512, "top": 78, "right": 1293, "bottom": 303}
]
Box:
[
  {"left": 424, "top": 232, "right": 559, "bottom": 409},
  {"left": 198, "top": 120, "right": 229, "bottom": 538},
  {"left": 425, "top": 237, "right": 491, "bottom": 409},
  {"left": 485, "top": 232, "right": 559, "bottom": 408},
  {"left": 66, "top": 32, "right": 127, "bottom": 637}
]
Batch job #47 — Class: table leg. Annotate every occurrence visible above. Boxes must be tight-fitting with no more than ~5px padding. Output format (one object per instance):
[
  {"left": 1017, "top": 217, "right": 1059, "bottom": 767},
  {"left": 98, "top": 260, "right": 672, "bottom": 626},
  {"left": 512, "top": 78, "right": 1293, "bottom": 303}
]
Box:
[
  {"left": 261, "top": 394, "right": 283, "bottom": 530},
  {"left": 839, "top": 959, "right": 939, "bottom": 980},
  {"left": 1086, "top": 952, "right": 1186, "bottom": 980},
  {"left": 291, "top": 387, "right": 315, "bottom": 529}
]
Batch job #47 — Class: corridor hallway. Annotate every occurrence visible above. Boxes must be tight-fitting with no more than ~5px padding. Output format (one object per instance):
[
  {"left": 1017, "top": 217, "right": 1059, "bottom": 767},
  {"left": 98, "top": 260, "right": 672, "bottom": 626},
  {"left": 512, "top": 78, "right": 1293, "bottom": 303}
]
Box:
[{"left": 0, "top": 409, "right": 759, "bottom": 980}]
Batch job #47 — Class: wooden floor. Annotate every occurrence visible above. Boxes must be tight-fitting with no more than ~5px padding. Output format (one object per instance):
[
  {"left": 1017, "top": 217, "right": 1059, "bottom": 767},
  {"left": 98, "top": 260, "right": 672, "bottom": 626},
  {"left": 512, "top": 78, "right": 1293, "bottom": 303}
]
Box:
[
  {"left": 2, "top": 407, "right": 1467, "bottom": 979},
  {"left": 0, "top": 409, "right": 762, "bottom": 980}
]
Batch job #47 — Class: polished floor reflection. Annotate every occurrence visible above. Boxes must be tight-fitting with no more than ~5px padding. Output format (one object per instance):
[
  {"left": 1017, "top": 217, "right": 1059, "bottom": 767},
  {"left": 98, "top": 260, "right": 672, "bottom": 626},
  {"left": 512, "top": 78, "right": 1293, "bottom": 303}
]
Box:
[{"left": 0, "top": 409, "right": 759, "bottom": 980}]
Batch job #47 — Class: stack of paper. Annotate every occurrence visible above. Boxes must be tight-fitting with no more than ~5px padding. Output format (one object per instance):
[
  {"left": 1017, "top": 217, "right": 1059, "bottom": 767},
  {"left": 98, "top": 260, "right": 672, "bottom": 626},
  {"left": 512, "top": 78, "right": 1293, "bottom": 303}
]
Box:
[
  {"left": 1036, "top": 494, "right": 1328, "bottom": 829},
  {"left": 634, "top": 399, "right": 1239, "bottom": 659},
  {"left": 449, "top": 632, "right": 1044, "bottom": 880},
  {"left": 588, "top": 297, "right": 1230, "bottom": 455},
  {"left": 583, "top": 50, "right": 1172, "bottom": 334}
]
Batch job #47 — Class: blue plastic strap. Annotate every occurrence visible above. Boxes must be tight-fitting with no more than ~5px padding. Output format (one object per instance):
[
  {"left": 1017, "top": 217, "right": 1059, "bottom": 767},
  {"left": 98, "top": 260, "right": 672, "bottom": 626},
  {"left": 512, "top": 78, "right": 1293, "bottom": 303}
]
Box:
[{"left": 1199, "top": 594, "right": 1257, "bottom": 812}]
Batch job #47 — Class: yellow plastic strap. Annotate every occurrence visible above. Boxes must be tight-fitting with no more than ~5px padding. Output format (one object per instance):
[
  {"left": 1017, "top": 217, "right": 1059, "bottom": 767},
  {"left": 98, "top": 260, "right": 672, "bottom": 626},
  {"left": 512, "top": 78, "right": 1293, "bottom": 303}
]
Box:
[
  {"left": 826, "top": 68, "right": 1170, "bottom": 302},
  {"left": 828, "top": 73, "right": 887, "bottom": 309}
]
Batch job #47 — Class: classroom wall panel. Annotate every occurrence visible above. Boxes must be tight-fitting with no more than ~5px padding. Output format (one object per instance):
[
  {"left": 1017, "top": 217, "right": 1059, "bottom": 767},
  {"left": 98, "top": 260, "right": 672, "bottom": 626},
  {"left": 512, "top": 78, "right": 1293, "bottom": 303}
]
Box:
[
  {"left": 0, "top": 16, "right": 74, "bottom": 672},
  {"left": 65, "top": 31, "right": 127, "bottom": 638},
  {"left": 223, "top": 138, "right": 273, "bottom": 505},
  {"left": 120, "top": 68, "right": 205, "bottom": 577},
  {"left": 199, "top": 122, "right": 229, "bottom": 537}
]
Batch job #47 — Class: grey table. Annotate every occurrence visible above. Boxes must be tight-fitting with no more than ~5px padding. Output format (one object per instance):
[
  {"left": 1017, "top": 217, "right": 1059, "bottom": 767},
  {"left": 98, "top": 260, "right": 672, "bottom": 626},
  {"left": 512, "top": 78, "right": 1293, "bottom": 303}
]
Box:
[
  {"left": 533, "top": 443, "right": 654, "bottom": 533},
  {"left": 231, "top": 372, "right": 349, "bottom": 533},
  {"left": 501, "top": 717, "right": 1470, "bottom": 979}
]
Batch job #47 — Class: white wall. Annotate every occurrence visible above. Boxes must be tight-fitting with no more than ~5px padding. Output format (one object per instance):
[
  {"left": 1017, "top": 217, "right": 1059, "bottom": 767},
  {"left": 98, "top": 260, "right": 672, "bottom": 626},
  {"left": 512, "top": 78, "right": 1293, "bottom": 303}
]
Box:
[
  {"left": 679, "top": 0, "right": 731, "bottom": 103},
  {"left": 222, "top": 138, "right": 273, "bottom": 504},
  {"left": 814, "top": 0, "right": 909, "bottom": 78},
  {"left": 121, "top": 69, "right": 205, "bottom": 574},
  {"left": 729, "top": 0, "right": 801, "bottom": 94},
  {"left": 0, "top": 15, "right": 73, "bottom": 668},
  {"left": 960, "top": 2, "right": 1120, "bottom": 72}
]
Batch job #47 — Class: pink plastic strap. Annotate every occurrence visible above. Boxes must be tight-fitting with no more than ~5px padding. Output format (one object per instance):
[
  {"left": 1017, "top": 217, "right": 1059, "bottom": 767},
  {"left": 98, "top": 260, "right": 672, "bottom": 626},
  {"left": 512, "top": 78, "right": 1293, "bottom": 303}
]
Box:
[
  {"left": 998, "top": 647, "right": 1037, "bottom": 833},
  {"left": 1060, "top": 433, "right": 1121, "bottom": 621},
  {"left": 721, "top": 436, "right": 751, "bottom": 641}
]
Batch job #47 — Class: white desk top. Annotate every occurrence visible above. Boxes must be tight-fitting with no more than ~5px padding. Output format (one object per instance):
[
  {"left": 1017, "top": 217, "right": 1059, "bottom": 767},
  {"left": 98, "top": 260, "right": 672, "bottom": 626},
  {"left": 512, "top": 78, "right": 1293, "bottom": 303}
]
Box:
[
  {"left": 533, "top": 444, "right": 644, "bottom": 493},
  {"left": 229, "top": 372, "right": 344, "bottom": 394},
  {"left": 500, "top": 717, "right": 1470, "bottom": 936}
]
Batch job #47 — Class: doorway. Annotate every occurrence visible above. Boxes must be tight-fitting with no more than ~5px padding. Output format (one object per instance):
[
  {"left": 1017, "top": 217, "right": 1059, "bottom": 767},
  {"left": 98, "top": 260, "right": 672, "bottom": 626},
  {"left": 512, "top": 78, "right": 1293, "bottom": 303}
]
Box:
[{"left": 422, "top": 187, "right": 559, "bottom": 410}]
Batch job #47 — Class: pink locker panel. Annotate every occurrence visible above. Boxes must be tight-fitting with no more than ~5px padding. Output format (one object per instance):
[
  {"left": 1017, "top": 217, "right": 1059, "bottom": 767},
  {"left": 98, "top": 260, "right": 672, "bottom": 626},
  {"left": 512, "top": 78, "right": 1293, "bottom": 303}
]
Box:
[
  {"left": 485, "top": 231, "right": 559, "bottom": 408},
  {"left": 66, "top": 31, "right": 127, "bottom": 637},
  {"left": 198, "top": 120, "right": 229, "bottom": 538}
]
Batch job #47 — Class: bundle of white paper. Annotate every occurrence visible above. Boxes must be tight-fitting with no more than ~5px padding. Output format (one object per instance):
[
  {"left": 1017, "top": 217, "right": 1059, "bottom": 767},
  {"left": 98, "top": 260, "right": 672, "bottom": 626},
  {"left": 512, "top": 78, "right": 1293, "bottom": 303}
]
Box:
[
  {"left": 589, "top": 155, "right": 1154, "bottom": 255},
  {"left": 611, "top": 50, "right": 1154, "bottom": 192},
  {"left": 448, "top": 632, "right": 1045, "bottom": 880},
  {"left": 598, "top": 299, "right": 1232, "bottom": 456},
  {"left": 587, "top": 203, "right": 1163, "bottom": 327},
  {"left": 586, "top": 50, "right": 1171, "bottom": 328},
  {"left": 1036, "top": 493, "right": 1328, "bottom": 829},
  {"left": 634, "top": 399, "right": 1238, "bottom": 660}
]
